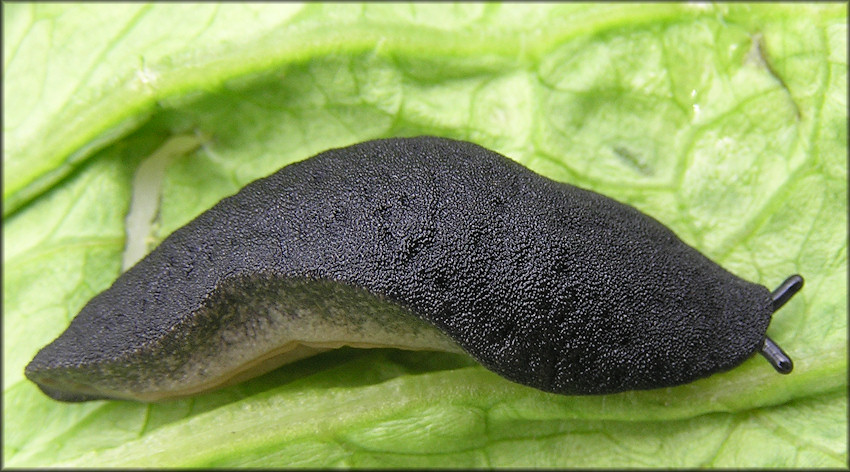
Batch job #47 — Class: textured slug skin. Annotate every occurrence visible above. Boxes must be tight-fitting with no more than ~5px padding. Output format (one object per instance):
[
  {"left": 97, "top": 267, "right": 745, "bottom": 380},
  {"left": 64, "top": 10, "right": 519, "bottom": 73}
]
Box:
[{"left": 25, "top": 136, "right": 774, "bottom": 402}]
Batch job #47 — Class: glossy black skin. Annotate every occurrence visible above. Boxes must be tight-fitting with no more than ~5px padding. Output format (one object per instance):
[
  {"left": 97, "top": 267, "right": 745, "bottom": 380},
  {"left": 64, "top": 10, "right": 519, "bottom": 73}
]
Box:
[{"left": 25, "top": 136, "right": 774, "bottom": 400}]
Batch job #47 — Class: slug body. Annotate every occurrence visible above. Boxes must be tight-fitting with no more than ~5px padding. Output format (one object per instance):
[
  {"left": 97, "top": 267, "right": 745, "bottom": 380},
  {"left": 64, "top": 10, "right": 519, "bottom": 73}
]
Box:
[{"left": 26, "top": 136, "right": 797, "bottom": 402}]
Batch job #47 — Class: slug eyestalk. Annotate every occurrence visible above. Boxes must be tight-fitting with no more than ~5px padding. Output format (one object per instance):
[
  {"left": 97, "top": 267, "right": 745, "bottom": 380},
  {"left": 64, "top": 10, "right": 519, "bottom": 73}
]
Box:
[{"left": 759, "top": 274, "right": 804, "bottom": 374}]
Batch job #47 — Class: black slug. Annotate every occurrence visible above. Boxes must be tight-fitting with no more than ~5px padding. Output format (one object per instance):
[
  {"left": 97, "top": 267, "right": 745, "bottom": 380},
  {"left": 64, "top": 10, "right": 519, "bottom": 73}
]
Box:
[{"left": 25, "top": 136, "right": 803, "bottom": 402}]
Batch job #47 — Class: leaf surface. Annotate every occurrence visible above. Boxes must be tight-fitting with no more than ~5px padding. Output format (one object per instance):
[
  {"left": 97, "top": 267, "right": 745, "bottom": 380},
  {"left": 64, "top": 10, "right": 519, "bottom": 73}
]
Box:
[{"left": 3, "top": 3, "right": 846, "bottom": 467}]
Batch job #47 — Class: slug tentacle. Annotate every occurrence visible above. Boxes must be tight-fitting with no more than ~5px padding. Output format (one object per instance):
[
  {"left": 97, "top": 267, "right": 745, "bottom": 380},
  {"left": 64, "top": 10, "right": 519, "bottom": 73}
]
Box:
[
  {"left": 770, "top": 274, "right": 805, "bottom": 312},
  {"left": 757, "top": 274, "right": 804, "bottom": 374},
  {"left": 761, "top": 337, "right": 793, "bottom": 374}
]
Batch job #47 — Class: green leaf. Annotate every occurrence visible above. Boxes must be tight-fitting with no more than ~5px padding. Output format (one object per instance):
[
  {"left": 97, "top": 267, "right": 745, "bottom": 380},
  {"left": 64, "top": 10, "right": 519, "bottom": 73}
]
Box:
[{"left": 3, "top": 3, "right": 846, "bottom": 468}]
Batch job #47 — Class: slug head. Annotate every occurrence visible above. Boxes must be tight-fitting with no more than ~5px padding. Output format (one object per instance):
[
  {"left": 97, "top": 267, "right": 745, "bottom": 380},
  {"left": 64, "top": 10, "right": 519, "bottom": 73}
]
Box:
[{"left": 536, "top": 274, "right": 802, "bottom": 395}]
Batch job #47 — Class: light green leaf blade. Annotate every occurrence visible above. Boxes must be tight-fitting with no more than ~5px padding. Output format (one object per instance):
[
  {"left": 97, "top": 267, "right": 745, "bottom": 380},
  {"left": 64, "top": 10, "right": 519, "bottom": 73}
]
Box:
[{"left": 3, "top": 2, "right": 846, "bottom": 468}]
